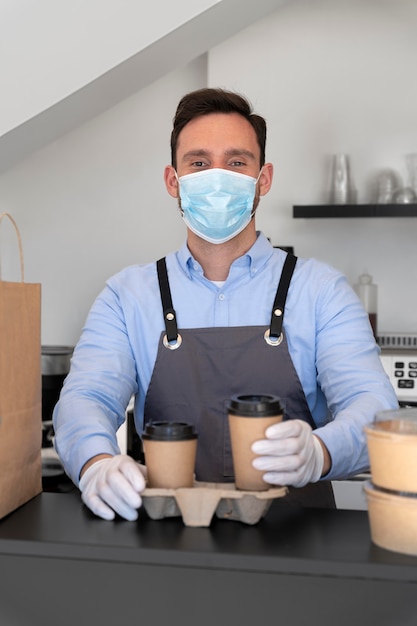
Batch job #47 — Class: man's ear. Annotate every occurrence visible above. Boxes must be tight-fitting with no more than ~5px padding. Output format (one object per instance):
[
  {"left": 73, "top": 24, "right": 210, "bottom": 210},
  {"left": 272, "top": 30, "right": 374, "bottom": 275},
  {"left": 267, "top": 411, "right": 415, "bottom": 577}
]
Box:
[
  {"left": 259, "top": 162, "right": 273, "bottom": 196},
  {"left": 164, "top": 166, "right": 179, "bottom": 198}
]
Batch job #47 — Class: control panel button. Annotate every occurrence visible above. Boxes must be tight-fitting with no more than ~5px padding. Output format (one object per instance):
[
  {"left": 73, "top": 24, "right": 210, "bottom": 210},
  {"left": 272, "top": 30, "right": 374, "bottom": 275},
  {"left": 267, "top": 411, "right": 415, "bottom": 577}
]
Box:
[
  {"left": 398, "top": 380, "right": 415, "bottom": 389},
  {"left": 379, "top": 350, "right": 417, "bottom": 399}
]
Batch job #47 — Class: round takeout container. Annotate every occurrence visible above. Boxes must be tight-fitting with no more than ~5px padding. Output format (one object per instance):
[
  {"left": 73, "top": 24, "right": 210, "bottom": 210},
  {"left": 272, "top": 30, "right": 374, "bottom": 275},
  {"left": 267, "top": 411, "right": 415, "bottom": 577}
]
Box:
[
  {"left": 364, "top": 481, "right": 417, "bottom": 556},
  {"left": 364, "top": 408, "right": 417, "bottom": 493}
]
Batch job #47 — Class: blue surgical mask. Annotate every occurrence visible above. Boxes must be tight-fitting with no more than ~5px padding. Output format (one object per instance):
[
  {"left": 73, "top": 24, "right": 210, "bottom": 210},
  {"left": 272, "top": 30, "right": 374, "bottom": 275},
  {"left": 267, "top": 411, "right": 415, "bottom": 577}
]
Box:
[{"left": 177, "top": 168, "right": 260, "bottom": 244}]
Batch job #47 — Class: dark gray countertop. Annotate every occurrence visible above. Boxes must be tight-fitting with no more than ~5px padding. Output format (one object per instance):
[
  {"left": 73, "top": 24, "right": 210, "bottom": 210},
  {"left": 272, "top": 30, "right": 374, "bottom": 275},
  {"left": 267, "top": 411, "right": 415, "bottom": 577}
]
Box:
[
  {"left": 1, "top": 491, "right": 417, "bottom": 626},
  {"left": 1, "top": 490, "right": 417, "bottom": 582}
]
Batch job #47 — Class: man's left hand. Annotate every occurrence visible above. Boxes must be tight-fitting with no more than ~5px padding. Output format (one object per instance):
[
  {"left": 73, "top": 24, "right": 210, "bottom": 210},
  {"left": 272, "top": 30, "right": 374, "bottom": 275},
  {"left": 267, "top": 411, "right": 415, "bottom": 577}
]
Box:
[{"left": 251, "top": 419, "right": 325, "bottom": 487}]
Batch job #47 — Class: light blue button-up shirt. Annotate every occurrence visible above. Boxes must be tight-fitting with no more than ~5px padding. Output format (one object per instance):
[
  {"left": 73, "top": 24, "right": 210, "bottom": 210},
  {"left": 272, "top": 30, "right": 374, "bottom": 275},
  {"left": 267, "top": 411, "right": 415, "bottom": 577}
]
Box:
[{"left": 53, "top": 232, "right": 398, "bottom": 484}]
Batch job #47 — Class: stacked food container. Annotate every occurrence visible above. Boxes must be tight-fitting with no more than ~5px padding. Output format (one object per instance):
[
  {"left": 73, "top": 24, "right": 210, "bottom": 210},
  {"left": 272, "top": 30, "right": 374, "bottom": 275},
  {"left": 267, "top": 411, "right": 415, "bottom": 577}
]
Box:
[{"left": 364, "top": 408, "right": 417, "bottom": 556}]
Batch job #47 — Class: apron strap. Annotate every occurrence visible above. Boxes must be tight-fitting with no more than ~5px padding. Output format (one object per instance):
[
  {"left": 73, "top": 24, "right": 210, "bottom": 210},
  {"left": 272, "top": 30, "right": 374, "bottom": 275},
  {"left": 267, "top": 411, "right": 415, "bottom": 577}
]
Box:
[
  {"left": 156, "top": 257, "right": 180, "bottom": 345},
  {"left": 157, "top": 253, "right": 298, "bottom": 346},
  {"left": 268, "top": 253, "right": 298, "bottom": 342}
]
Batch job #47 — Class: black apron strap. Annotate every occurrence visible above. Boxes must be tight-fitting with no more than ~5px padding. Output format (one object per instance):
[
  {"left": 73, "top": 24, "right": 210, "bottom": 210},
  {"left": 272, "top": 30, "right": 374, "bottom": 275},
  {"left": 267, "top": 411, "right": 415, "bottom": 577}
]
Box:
[
  {"left": 156, "top": 257, "right": 179, "bottom": 345},
  {"left": 268, "top": 253, "right": 298, "bottom": 341}
]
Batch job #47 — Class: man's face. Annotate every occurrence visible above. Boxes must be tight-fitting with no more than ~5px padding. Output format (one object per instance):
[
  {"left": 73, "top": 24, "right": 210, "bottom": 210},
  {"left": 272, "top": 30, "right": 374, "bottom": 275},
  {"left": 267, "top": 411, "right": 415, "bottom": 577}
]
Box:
[
  {"left": 175, "top": 112, "right": 262, "bottom": 179},
  {"left": 164, "top": 112, "right": 273, "bottom": 213}
]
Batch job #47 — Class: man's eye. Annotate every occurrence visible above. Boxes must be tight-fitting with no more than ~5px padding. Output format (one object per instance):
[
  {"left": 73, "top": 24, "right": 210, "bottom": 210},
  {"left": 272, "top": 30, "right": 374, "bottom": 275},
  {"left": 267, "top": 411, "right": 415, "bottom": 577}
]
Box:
[
  {"left": 192, "top": 161, "right": 206, "bottom": 167},
  {"left": 230, "top": 161, "right": 245, "bottom": 167}
]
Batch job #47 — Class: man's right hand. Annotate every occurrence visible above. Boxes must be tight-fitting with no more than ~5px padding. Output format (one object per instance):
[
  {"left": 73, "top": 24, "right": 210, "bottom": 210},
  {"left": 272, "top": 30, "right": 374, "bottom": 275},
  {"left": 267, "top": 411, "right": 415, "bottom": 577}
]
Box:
[{"left": 78, "top": 454, "right": 147, "bottom": 521}]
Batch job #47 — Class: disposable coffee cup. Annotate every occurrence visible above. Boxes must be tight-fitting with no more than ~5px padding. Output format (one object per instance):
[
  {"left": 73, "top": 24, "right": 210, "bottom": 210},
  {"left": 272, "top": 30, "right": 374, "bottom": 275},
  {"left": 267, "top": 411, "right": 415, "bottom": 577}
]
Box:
[
  {"left": 142, "top": 421, "right": 198, "bottom": 489},
  {"left": 227, "top": 394, "right": 284, "bottom": 491}
]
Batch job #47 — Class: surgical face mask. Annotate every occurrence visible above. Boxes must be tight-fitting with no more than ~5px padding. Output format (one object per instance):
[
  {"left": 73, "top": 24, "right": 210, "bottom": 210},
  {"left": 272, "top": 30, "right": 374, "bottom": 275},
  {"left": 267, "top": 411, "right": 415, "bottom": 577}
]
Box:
[{"left": 176, "top": 168, "right": 261, "bottom": 244}]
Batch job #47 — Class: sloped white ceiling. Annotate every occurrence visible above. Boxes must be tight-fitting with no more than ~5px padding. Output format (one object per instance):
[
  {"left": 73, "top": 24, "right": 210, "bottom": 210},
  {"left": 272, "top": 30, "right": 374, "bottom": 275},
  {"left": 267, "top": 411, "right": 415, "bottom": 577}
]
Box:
[{"left": 0, "top": 0, "right": 289, "bottom": 173}]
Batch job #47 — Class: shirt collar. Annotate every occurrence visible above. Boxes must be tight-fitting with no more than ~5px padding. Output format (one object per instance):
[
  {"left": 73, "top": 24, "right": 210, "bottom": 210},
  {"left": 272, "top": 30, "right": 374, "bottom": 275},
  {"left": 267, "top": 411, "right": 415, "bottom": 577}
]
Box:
[{"left": 177, "top": 231, "right": 274, "bottom": 279}]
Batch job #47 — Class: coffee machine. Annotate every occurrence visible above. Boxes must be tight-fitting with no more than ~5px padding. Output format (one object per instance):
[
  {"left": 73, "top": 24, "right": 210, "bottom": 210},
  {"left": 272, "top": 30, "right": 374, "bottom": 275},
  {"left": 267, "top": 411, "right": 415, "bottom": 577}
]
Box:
[{"left": 41, "top": 345, "right": 74, "bottom": 491}]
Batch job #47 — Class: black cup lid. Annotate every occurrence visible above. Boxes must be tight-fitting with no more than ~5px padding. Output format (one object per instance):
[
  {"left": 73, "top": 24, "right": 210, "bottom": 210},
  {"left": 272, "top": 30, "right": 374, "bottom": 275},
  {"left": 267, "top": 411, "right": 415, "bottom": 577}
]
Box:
[
  {"left": 142, "top": 421, "right": 198, "bottom": 441},
  {"left": 227, "top": 394, "right": 283, "bottom": 417}
]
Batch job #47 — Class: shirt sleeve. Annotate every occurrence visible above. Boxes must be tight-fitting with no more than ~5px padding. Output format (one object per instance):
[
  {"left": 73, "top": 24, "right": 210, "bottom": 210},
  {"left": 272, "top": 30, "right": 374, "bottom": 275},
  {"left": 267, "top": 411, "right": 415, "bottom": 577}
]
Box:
[
  {"left": 302, "top": 264, "right": 399, "bottom": 480},
  {"left": 53, "top": 282, "right": 139, "bottom": 485}
]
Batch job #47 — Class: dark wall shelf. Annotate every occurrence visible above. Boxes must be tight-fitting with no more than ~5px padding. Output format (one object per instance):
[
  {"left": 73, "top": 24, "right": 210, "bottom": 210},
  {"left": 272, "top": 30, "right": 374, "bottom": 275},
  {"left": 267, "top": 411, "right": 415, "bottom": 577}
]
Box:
[{"left": 293, "top": 204, "right": 417, "bottom": 218}]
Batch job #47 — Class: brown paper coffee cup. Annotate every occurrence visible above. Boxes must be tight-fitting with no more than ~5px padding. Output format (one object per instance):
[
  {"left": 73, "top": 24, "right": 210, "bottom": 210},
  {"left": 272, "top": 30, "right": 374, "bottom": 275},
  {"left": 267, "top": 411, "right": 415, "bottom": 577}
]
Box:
[
  {"left": 227, "top": 394, "right": 283, "bottom": 491},
  {"left": 142, "top": 422, "right": 198, "bottom": 488}
]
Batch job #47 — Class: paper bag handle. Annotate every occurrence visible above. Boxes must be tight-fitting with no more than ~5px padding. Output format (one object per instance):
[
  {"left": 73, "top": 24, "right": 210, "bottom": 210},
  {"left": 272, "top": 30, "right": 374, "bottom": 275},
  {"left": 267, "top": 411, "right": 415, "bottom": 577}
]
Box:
[{"left": 0, "top": 212, "right": 25, "bottom": 282}]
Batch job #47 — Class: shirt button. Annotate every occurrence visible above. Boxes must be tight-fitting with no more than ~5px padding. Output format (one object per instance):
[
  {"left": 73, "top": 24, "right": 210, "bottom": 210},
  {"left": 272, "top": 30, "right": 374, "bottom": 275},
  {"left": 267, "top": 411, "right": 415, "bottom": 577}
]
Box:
[{"left": 219, "top": 293, "right": 225, "bottom": 301}]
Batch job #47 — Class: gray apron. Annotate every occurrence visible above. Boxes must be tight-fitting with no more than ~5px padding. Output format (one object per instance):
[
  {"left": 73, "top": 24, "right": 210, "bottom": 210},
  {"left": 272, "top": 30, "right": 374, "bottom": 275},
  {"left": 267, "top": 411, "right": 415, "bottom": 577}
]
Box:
[{"left": 143, "top": 253, "right": 335, "bottom": 508}]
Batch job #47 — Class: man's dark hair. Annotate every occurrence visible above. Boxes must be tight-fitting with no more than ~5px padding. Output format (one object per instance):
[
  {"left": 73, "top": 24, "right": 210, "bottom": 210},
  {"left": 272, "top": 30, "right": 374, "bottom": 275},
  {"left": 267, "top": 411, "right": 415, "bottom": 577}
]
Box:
[{"left": 170, "top": 88, "right": 267, "bottom": 169}]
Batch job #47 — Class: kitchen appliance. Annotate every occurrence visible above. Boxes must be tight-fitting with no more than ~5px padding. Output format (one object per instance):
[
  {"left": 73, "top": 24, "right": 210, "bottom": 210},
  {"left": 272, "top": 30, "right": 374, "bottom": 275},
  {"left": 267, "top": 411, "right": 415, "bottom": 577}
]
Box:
[
  {"left": 41, "top": 345, "right": 74, "bottom": 491},
  {"left": 378, "top": 333, "right": 417, "bottom": 407}
]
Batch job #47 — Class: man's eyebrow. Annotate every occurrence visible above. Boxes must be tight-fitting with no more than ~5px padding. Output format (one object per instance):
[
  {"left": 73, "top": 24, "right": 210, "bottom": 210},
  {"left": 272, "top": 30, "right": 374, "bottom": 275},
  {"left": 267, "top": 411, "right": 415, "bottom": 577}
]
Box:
[
  {"left": 181, "top": 148, "right": 257, "bottom": 161},
  {"left": 181, "top": 149, "right": 210, "bottom": 161},
  {"left": 224, "top": 148, "right": 257, "bottom": 161}
]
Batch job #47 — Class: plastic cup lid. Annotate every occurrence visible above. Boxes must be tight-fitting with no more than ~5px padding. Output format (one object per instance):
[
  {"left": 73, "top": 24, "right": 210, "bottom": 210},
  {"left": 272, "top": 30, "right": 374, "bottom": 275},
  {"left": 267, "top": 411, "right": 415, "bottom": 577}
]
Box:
[
  {"left": 227, "top": 394, "right": 283, "bottom": 417},
  {"left": 142, "top": 421, "right": 197, "bottom": 441}
]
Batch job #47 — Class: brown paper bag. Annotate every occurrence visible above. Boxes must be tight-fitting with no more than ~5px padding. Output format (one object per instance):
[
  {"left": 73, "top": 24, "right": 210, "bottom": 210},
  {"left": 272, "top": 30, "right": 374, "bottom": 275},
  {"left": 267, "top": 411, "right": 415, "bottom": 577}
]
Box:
[{"left": 0, "top": 212, "right": 42, "bottom": 519}]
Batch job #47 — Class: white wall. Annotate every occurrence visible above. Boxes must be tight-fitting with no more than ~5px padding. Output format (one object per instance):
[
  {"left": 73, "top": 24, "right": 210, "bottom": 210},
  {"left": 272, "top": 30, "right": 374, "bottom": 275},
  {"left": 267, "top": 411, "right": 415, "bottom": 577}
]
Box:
[
  {"left": 0, "top": 0, "right": 286, "bottom": 173},
  {"left": 0, "top": 0, "right": 416, "bottom": 347},
  {"left": 209, "top": 0, "right": 417, "bottom": 334},
  {"left": 0, "top": 56, "right": 207, "bottom": 345},
  {"left": 0, "top": 0, "right": 218, "bottom": 136}
]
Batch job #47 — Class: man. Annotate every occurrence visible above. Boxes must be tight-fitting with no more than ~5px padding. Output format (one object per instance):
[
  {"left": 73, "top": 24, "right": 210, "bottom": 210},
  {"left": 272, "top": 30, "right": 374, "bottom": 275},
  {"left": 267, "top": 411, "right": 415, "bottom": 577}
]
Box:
[{"left": 53, "top": 88, "right": 398, "bottom": 520}]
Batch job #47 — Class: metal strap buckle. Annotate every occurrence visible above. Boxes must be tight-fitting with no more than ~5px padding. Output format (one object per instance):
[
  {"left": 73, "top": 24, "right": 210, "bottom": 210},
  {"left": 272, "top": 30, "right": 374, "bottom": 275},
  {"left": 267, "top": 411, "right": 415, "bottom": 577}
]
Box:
[
  {"left": 163, "top": 333, "right": 182, "bottom": 350},
  {"left": 264, "top": 329, "right": 283, "bottom": 347}
]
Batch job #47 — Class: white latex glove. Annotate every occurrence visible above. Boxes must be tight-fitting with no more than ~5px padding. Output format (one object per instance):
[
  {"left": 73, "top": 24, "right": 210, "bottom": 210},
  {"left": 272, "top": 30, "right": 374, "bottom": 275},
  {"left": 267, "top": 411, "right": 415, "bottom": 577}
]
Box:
[
  {"left": 79, "top": 455, "right": 147, "bottom": 521},
  {"left": 251, "top": 419, "right": 324, "bottom": 488}
]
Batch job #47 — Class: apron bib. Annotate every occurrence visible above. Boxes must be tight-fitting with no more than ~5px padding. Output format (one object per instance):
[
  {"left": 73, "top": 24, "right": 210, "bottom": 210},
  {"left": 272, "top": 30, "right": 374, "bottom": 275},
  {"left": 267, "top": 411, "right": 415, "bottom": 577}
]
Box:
[{"left": 143, "top": 254, "right": 335, "bottom": 508}]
